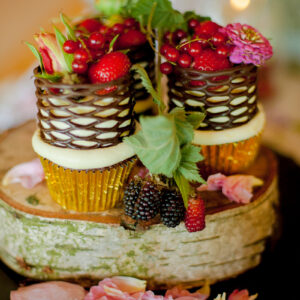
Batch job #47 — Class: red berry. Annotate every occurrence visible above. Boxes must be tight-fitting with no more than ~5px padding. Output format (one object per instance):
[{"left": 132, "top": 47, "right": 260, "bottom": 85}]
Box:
[
  {"left": 117, "top": 30, "right": 147, "bottom": 49},
  {"left": 72, "top": 60, "right": 88, "bottom": 74},
  {"left": 174, "top": 29, "right": 187, "bottom": 41},
  {"left": 212, "top": 32, "right": 227, "bottom": 47},
  {"left": 78, "top": 18, "right": 101, "bottom": 33},
  {"left": 193, "top": 49, "right": 231, "bottom": 71},
  {"left": 193, "top": 33, "right": 210, "bottom": 49},
  {"left": 124, "top": 18, "right": 136, "bottom": 28},
  {"left": 178, "top": 54, "right": 192, "bottom": 68},
  {"left": 216, "top": 45, "right": 230, "bottom": 57},
  {"left": 163, "top": 31, "right": 173, "bottom": 43},
  {"left": 188, "top": 18, "right": 200, "bottom": 30},
  {"left": 160, "top": 62, "right": 173, "bottom": 75},
  {"left": 160, "top": 44, "right": 172, "bottom": 55},
  {"left": 78, "top": 38, "right": 89, "bottom": 49},
  {"left": 188, "top": 42, "right": 202, "bottom": 57},
  {"left": 99, "top": 25, "right": 108, "bottom": 35},
  {"left": 88, "top": 51, "right": 131, "bottom": 83},
  {"left": 165, "top": 46, "right": 180, "bottom": 63},
  {"left": 195, "top": 21, "right": 221, "bottom": 36},
  {"left": 63, "top": 40, "right": 79, "bottom": 54},
  {"left": 88, "top": 32, "right": 105, "bottom": 50},
  {"left": 112, "top": 23, "right": 125, "bottom": 34},
  {"left": 39, "top": 48, "right": 53, "bottom": 74},
  {"left": 179, "top": 43, "right": 190, "bottom": 53},
  {"left": 74, "top": 49, "right": 89, "bottom": 63},
  {"left": 90, "top": 49, "right": 105, "bottom": 60},
  {"left": 184, "top": 196, "right": 206, "bottom": 233}
]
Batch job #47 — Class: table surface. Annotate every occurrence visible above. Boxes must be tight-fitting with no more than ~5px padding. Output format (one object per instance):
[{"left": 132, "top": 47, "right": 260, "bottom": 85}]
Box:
[{"left": 1, "top": 152, "right": 299, "bottom": 300}]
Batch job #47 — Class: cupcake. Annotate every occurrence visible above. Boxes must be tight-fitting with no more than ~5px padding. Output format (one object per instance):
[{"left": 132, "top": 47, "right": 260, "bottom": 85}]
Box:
[
  {"left": 160, "top": 20, "right": 272, "bottom": 175},
  {"left": 28, "top": 16, "right": 137, "bottom": 212}
]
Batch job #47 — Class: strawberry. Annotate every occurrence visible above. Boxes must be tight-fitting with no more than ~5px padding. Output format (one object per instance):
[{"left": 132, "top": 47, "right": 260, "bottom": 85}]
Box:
[
  {"left": 88, "top": 52, "right": 131, "bottom": 83},
  {"left": 78, "top": 18, "right": 102, "bottom": 33},
  {"left": 117, "top": 30, "right": 147, "bottom": 49},
  {"left": 193, "top": 49, "right": 231, "bottom": 71},
  {"left": 195, "top": 21, "right": 221, "bottom": 36},
  {"left": 184, "top": 196, "right": 205, "bottom": 232}
]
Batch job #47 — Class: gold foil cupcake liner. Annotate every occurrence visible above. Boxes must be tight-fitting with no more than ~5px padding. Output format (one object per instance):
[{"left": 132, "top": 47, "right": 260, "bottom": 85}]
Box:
[
  {"left": 197, "top": 134, "right": 261, "bottom": 177},
  {"left": 40, "top": 157, "right": 137, "bottom": 212}
]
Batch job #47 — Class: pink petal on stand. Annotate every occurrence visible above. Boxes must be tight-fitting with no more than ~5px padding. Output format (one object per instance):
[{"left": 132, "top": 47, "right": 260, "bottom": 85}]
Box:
[
  {"left": 197, "top": 173, "right": 227, "bottom": 192},
  {"left": 2, "top": 158, "right": 45, "bottom": 189},
  {"left": 10, "top": 281, "right": 87, "bottom": 300}
]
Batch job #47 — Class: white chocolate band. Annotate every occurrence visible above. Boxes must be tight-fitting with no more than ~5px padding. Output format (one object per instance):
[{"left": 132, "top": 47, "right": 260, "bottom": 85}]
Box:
[
  {"left": 193, "top": 104, "right": 265, "bottom": 146},
  {"left": 32, "top": 130, "right": 136, "bottom": 170}
]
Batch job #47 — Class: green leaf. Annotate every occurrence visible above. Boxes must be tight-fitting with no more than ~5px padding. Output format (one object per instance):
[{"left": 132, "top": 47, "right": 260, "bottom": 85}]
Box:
[
  {"left": 60, "top": 13, "right": 77, "bottom": 41},
  {"left": 130, "top": 0, "right": 185, "bottom": 32},
  {"left": 54, "top": 26, "right": 73, "bottom": 73},
  {"left": 26, "top": 195, "right": 39, "bottom": 206},
  {"left": 124, "top": 115, "right": 181, "bottom": 177},
  {"left": 186, "top": 111, "right": 206, "bottom": 129},
  {"left": 35, "top": 72, "right": 62, "bottom": 82},
  {"left": 25, "top": 42, "right": 45, "bottom": 72},
  {"left": 109, "top": 34, "right": 120, "bottom": 52},
  {"left": 131, "top": 64, "right": 165, "bottom": 112},
  {"left": 183, "top": 11, "right": 211, "bottom": 23},
  {"left": 174, "top": 172, "right": 190, "bottom": 208}
]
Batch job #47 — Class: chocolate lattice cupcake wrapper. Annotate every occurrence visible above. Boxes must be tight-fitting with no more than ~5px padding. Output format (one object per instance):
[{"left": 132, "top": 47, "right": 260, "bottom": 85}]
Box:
[
  {"left": 35, "top": 69, "right": 135, "bottom": 150},
  {"left": 168, "top": 64, "right": 258, "bottom": 131},
  {"left": 40, "top": 156, "right": 137, "bottom": 212}
]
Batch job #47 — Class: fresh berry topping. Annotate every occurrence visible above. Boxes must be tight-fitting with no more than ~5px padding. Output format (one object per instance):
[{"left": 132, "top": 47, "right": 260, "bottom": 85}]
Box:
[
  {"left": 193, "top": 33, "right": 210, "bottom": 49},
  {"left": 178, "top": 53, "right": 192, "bottom": 68},
  {"left": 160, "top": 44, "right": 171, "bottom": 55},
  {"left": 74, "top": 49, "right": 89, "bottom": 63},
  {"left": 88, "top": 32, "right": 105, "bottom": 50},
  {"left": 179, "top": 43, "right": 190, "bottom": 54},
  {"left": 78, "top": 18, "right": 101, "bottom": 33},
  {"left": 195, "top": 21, "right": 221, "bottom": 36},
  {"left": 184, "top": 196, "right": 206, "bottom": 232},
  {"left": 193, "top": 49, "right": 231, "bottom": 71},
  {"left": 188, "top": 42, "right": 202, "bottom": 57},
  {"left": 88, "top": 51, "right": 131, "bottom": 83},
  {"left": 117, "top": 30, "right": 147, "bottom": 49},
  {"left": 212, "top": 32, "right": 227, "bottom": 47},
  {"left": 63, "top": 40, "right": 79, "bottom": 54},
  {"left": 174, "top": 29, "right": 187, "bottom": 41},
  {"left": 90, "top": 49, "right": 105, "bottom": 60},
  {"left": 78, "top": 38, "right": 89, "bottom": 49},
  {"left": 99, "top": 25, "right": 108, "bottom": 35},
  {"left": 164, "top": 46, "right": 180, "bottom": 63},
  {"left": 123, "top": 179, "right": 161, "bottom": 221},
  {"left": 39, "top": 48, "right": 53, "bottom": 74},
  {"left": 160, "top": 189, "right": 185, "bottom": 228},
  {"left": 160, "top": 62, "right": 173, "bottom": 74},
  {"left": 72, "top": 60, "right": 88, "bottom": 74},
  {"left": 112, "top": 23, "right": 125, "bottom": 34},
  {"left": 124, "top": 18, "right": 136, "bottom": 28},
  {"left": 163, "top": 31, "right": 173, "bottom": 43},
  {"left": 216, "top": 45, "right": 230, "bottom": 57},
  {"left": 188, "top": 19, "right": 200, "bottom": 30}
]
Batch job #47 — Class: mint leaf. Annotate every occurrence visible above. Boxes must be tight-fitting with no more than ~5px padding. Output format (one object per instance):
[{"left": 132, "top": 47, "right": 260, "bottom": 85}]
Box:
[
  {"left": 130, "top": 0, "right": 185, "bottom": 32},
  {"left": 36, "top": 72, "right": 62, "bottom": 82},
  {"left": 186, "top": 111, "right": 206, "bottom": 129},
  {"left": 174, "top": 172, "right": 190, "bottom": 207},
  {"left": 54, "top": 26, "right": 73, "bottom": 73},
  {"left": 60, "top": 13, "right": 77, "bottom": 41},
  {"left": 124, "top": 115, "right": 181, "bottom": 177},
  {"left": 25, "top": 42, "right": 45, "bottom": 73},
  {"left": 131, "top": 64, "right": 165, "bottom": 111}
]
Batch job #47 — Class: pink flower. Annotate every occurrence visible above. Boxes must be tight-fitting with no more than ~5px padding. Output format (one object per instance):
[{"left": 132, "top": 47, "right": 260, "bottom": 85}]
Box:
[
  {"left": 228, "top": 289, "right": 257, "bottom": 300},
  {"left": 197, "top": 174, "right": 263, "bottom": 204},
  {"left": 165, "top": 286, "right": 208, "bottom": 300},
  {"left": 34, "top": 33, "right": 69, "bottom": 74},
  {"left": 221, "top": 23, "right": 273, "bottom": 66}
]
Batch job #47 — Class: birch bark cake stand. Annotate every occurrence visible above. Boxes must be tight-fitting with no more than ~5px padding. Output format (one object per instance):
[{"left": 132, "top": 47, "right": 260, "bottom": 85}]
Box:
[{"left": 0, "top": 121, "right": 279, "bottom": 289}]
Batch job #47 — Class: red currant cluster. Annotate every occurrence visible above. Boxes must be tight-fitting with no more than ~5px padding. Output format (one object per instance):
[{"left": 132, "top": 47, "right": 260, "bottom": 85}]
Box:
[
  {"left": 160, "top": 20, "right": 233, "bottom": 75},
  {"left": 62, "top": 17, "right": 147, "bottom": 78}
]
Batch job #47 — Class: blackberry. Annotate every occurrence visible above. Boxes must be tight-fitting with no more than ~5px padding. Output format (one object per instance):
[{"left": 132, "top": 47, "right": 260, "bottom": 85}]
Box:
[
  {"left": 160, "top": 189, "right": 185, "bottom": 228},
  {"left": 123, "top": 179, "right": 161, "bottom": 221}
]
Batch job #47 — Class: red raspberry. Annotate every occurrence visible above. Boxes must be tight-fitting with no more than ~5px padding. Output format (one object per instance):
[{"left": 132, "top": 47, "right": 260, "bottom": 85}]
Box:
[
  {"left": 195, "top": 21, "right": 221, "bottom": 36},
  {"left": 88, "top": 51, "right": 131, "bottom": 83},
  {"left": 184, "top": 196, "right": 205, "bottom": 232},
  {"left": 193, "top": 49, "right": 231, "bottom": 71},
  {"left": 117, "top": 29, "right": 147, "bottom": 49},
  {"left": 78, "top": 18, "right": 101, "bottom": 33}
]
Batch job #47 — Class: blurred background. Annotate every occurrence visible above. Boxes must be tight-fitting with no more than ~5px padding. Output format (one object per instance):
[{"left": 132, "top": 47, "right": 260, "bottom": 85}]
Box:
[{"left": 0, "top": 0, "right": 299, "bottom": 164}]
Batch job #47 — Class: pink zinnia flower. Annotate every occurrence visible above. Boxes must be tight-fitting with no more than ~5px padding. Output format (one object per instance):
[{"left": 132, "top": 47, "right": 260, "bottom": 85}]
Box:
[{"left": 221, "top": 23, "right": 273, "bottom": 66}]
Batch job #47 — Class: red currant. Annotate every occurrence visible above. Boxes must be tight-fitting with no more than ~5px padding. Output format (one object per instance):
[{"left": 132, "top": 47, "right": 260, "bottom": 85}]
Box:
[
  {"left": 188, "top": 19, "right": 199, "bottom": 30},
  {"left": 78, "top": 38, "right": 89, "bottom": 49},
  {"left": 78, "top": 18, "right": 101, "bottom": 33},
  {"left": 195, "top": 21, "right": 221, "bottom": 36},
  {"left": 165, "top": 46, "right": 180, "bottom": 63},
  {"left": 174, "top": 29, "right": 187, "bottom": 41},
  {"left": 163, "top": 31, "right": 172, "bottom": 43},
  {"left": 212, "top": 32, "right": 227, "bottom": 47},
  {"left": 112, "top": 23, "right": 125, "bottom": 34},
  {"left": 74, "top": 49, "right": 89, "bottom": 63},
  {"left": 160, "top": 62, "right": 173, "bottom": 75},
  {"left": 124, "top": 18, "right": 136, "bottom": 27},
  {"left": 188, "top": 42, "right": 202, "bottom": 57},
  {"left": 88, "top": 32, "right": 105, "bottom": 50},
  {"left": 72, "top": 60, "right": 88, "bottom": 74},
  {"left": 99, "top": 25, "right": 108, "bottom": 35},
  {"left": 178, "top": 54, "right": 192, "bottom": 68},
  {"left": 90, "top": 49, "right": 105, "bottom": 60},
  {"left": 63, "top": 40, "right": 79, "bottom": 54},
  {"left": 216, "top": 45, "right": 229, "bottom": 57},
  {"left": 179, "top": 43, "right": 190, "bottom": 53},
  {"left": 194, "top": 34, "right": 210, "bottom": 49},
  {"left": 160, "top": 44, "right": 171, "bottom": 55}
]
